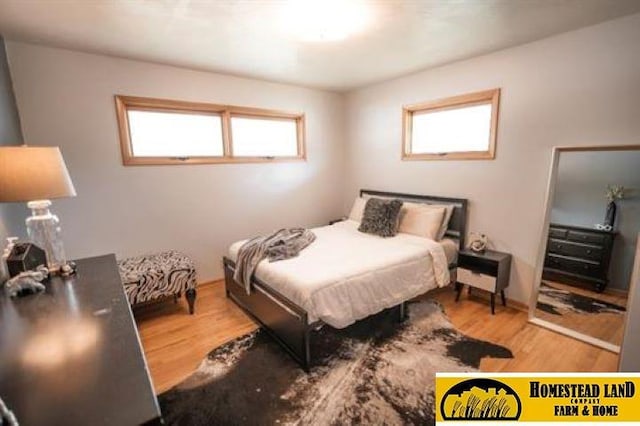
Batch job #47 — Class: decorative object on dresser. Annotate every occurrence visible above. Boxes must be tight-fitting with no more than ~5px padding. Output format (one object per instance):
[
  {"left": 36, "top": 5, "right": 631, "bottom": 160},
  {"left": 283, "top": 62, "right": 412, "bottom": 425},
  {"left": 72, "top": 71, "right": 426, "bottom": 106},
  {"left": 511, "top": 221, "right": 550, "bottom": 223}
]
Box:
[
  {"left": 456, "top": 248, "right": 512, "bottom": 314},
  {"left": 0, "top": 255, "right": 161, "bottom": 426},
  {"left": 604, "top": 184, "right": 625, "bottom": 228},
  {"left": 543, "top": 223, "right": 615, "bottom": 292},
  {"left": 118, "top": 250, "right": 198, "bottom": 314},
  {"left": 0, "top": 146, "right": 77, "bottom": 272},
  {"left": 3, "top": 265, "right": 48, "bottom": 298},
  {"left": 5, "top": 241, "right": 47, "bottom": 278}
]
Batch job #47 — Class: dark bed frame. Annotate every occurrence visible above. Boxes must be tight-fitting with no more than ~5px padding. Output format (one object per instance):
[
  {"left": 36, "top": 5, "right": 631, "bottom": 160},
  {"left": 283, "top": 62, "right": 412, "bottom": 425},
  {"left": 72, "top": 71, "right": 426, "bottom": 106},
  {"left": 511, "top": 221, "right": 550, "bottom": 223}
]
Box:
[{"left": 223, "top": 189, "right": 468, "bottom": 371}]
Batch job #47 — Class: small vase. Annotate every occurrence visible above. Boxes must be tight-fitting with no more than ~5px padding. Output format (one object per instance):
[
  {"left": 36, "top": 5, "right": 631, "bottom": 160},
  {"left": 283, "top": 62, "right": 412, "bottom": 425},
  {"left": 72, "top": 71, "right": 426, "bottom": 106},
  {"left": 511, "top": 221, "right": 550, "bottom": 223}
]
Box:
[
  {"left": 604, "top": 201, "right": 617, "bottom": 227},
  {"left": 26, "top": 200, "right": 67, "bottom": 271}
]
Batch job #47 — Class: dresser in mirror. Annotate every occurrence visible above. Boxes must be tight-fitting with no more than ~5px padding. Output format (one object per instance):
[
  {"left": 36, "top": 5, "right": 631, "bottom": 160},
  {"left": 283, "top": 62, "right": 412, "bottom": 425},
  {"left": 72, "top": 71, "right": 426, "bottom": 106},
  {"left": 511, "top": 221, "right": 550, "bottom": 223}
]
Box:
[{"left": 529, "top": 146, "right": 640, "bottom": 352}]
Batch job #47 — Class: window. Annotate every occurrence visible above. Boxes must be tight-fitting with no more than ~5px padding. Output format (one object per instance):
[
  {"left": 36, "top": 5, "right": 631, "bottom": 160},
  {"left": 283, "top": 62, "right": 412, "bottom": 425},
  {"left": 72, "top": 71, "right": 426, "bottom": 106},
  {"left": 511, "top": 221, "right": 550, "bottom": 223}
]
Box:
[
  {"left": 230, "top": 115, "right": 300, "bottom": 157},
  {"left": 115, "top": 95, "right": 305, "bottom": 165},
  {"left": 127, "top": 110, "right": 224, "bottom": 157},
  {"left": 402, "top": 89, "right": 500, "bottom": 160}
]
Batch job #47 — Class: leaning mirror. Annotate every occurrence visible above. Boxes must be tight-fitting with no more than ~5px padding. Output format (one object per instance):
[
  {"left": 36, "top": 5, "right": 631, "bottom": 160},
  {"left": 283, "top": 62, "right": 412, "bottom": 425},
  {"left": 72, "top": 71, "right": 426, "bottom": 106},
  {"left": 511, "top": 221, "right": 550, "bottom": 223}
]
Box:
[{"left": 529, "top": 145, "right": 640, "bottom": 352}]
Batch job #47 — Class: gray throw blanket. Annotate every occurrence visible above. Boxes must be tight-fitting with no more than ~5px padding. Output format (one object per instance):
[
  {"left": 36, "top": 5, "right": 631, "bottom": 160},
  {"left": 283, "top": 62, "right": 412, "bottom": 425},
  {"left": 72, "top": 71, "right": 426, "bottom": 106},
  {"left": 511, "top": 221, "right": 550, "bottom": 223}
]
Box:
[{"left": 234, "top": 228, "right": 316, "bottom": 294}]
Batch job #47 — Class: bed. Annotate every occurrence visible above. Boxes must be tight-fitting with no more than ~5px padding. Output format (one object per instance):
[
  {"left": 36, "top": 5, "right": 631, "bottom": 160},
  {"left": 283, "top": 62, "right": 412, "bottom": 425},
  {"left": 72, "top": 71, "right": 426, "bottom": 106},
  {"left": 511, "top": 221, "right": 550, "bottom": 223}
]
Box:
[{"left": 223, "top": 189, "right": 468, "bottom": 370}]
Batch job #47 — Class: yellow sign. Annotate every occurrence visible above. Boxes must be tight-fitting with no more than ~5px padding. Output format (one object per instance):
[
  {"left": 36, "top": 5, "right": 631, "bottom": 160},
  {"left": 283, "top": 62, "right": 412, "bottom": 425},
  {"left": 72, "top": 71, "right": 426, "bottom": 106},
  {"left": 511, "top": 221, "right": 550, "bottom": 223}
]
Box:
[{"left": 436, "top": 373, "right": 640, "bottom": 423}]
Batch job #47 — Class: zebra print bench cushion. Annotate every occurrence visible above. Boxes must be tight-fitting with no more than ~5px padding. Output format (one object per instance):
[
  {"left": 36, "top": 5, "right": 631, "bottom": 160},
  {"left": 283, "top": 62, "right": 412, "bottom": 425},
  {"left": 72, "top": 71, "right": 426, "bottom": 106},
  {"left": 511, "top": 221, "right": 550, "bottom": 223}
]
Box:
[{"left": 118, "top": 250, "right": 197, "bottom": 305}]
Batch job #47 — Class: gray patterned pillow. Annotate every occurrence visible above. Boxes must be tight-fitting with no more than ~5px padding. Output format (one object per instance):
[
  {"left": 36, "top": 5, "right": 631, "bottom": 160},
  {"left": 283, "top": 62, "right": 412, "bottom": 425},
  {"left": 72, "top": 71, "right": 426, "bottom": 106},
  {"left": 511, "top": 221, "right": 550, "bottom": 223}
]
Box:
[{"left": 358, "top": 198, "right": 404, "bottom": 237}]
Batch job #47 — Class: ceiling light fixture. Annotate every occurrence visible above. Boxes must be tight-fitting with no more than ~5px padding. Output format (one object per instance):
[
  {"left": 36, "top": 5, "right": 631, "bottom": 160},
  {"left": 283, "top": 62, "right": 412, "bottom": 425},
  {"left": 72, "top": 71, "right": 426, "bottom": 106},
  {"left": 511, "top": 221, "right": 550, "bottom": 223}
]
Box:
[{"left": 281, "top": 0, "right": 372, "bottom": 42}]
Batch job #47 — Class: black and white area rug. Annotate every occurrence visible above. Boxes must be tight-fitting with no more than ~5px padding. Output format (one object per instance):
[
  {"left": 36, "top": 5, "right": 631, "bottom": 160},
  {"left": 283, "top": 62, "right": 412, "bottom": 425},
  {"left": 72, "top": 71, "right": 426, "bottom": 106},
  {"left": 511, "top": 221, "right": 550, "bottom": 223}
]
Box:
[
  {"left": 536, "top": 282, "right": 627, "bottom": 316},
  {"left": 158, "top": 299, "right": 513, "bottom": 425}
]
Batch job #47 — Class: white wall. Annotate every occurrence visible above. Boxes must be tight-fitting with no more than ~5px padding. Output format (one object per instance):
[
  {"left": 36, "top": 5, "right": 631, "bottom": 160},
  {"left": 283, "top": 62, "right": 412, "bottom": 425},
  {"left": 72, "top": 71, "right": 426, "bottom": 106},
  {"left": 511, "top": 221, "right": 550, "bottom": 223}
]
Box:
[
  {"left": 551, "top": 150, "right": 640, "bottom": 291},
  {"left": 343, "top": 13, "right": 640, "bottom": 304},
  {"left": 6, "top": 42, "right": 346, "bottom": 282}
]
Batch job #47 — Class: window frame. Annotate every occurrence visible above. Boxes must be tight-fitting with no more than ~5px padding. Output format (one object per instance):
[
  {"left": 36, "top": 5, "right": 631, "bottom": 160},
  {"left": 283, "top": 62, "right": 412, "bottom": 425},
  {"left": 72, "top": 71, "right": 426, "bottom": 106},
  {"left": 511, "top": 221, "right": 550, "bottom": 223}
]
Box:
[
  {"left": 115, "top": 95, "right": 306, "bottom": 166},
  {"left": 401, "top": 88, "right": 500, "bottom": 161}
]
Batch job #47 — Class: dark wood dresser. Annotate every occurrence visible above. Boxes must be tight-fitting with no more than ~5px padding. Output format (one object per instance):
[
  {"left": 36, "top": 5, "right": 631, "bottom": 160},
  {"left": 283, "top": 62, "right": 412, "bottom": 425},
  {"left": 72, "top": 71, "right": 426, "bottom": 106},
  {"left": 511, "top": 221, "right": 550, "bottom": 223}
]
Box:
[
  {"left": 543, "top": 223, "right": 616, "bottom": 292},
  {"left": 0, "top": 255, "right": 161, "bottom": 425}
]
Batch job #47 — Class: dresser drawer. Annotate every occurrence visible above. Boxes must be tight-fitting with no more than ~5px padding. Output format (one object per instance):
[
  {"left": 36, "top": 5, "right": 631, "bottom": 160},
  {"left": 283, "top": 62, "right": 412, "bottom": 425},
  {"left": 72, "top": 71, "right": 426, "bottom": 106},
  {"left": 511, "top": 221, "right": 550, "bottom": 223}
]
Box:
[
  {"left": 566, "top": 230, "right": 605, "bottom": 245},
  {"left": 549, "top": 227, "right": 567, "bottom": 239},
  {"left": 545, "top": 254, "right": 602, "bottom": 278},
  {"left": 457, "top": 267, "right": 497, "bottom": 292},
  {"left": 547, "top": 239, "right": 603, "bottom": 261}
]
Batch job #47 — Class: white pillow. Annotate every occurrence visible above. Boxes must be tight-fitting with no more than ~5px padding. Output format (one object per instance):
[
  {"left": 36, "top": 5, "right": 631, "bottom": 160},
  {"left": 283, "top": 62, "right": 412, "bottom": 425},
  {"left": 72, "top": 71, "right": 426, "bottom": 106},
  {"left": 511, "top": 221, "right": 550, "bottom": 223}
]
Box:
[
  {"left": 348, "top": 197, "right": 367, "bottom": 222},
  {"left": 398, "top": 203, "right": 446, "bottom": 240}
]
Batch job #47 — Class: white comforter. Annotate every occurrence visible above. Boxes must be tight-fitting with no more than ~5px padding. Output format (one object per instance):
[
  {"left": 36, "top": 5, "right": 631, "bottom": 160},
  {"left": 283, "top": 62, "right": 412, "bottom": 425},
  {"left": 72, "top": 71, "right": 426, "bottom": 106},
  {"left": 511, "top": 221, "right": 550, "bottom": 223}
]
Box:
[{"left": 228, "top": 220, "right": 450, "bottom": 328}]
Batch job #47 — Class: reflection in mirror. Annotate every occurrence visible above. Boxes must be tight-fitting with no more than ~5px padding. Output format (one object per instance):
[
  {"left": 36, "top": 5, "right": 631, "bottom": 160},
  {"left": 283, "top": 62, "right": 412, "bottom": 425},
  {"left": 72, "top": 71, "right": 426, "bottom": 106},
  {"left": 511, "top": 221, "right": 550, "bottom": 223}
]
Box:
[{"left": 531, "top": 147, "right": 640, "bottom": 351}]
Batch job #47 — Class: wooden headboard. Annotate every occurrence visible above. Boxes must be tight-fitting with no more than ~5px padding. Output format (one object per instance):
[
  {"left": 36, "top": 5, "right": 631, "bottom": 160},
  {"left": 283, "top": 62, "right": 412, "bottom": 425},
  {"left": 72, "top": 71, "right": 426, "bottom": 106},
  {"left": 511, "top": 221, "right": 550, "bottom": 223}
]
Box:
[{"left": 359, "top": 189, "right": 468, "bottom": 249}]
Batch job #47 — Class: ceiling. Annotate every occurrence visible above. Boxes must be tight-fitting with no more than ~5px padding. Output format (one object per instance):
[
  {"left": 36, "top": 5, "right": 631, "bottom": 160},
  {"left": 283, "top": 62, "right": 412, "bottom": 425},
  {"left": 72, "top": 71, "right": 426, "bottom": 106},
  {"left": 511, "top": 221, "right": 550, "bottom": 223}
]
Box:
[{"left": 0, "top": 0, "right": 639, "bottom": 92}]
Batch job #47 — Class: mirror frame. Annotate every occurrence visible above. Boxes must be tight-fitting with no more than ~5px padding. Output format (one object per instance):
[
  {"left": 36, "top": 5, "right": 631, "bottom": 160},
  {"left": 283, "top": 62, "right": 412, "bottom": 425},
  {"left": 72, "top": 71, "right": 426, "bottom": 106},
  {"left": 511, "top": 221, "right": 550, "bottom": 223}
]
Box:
[{"left": 528, "top": 144, "right": 640, "bottom": 353}]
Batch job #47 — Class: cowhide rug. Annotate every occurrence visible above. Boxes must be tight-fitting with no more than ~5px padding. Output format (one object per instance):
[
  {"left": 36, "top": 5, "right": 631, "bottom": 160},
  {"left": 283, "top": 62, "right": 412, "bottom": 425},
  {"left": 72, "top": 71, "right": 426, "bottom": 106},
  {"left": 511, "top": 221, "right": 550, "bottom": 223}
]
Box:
[
  {"left": 536, "top": 282, "right": 627, "bottom": 316},
  {"left": 158, "top": 299, "right": 513, "bottom": 425}
]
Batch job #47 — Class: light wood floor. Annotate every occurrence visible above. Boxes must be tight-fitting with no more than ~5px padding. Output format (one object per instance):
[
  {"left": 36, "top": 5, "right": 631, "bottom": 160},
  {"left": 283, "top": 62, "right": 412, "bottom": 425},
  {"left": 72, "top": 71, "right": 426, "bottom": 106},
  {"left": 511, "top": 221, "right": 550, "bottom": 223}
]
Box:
[
  {"left": 134, "top": 281, "right": 619, "bottom": 394},
  {"left": 133, "top": 282, "right": 256, "bottom": 394}
]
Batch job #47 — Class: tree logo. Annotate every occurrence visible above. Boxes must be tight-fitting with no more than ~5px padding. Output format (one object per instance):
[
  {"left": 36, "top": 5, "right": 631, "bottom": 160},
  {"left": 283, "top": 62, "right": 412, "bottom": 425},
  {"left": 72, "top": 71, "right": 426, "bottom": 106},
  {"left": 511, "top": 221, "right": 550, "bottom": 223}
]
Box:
[{"left": 440, "top": 378, "right": 522, "bottom": 421}]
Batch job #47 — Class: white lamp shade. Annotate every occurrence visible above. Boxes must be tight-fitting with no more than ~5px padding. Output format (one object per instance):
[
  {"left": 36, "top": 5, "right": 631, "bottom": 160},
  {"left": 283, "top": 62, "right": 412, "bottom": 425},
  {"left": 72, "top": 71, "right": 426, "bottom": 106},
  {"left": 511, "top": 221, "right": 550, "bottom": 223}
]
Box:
[{"left": 0, "top": 146, "right": 77, "bottom": 202}]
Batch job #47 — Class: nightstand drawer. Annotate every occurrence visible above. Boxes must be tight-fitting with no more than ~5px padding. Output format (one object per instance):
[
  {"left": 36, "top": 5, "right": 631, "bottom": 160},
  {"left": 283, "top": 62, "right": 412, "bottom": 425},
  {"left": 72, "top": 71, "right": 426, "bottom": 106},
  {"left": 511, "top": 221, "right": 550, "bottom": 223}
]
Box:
[
  {"left": 458, "top": 254, "right": 498, "bottom": 275},
  {"left": 457, "top": 267, "right": 497, "bottom": 293}
]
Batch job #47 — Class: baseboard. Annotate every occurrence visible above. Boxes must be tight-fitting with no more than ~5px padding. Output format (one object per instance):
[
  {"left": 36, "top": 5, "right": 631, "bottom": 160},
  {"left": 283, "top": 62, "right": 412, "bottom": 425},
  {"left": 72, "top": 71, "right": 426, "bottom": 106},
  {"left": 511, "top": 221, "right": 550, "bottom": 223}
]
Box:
[
  {"left": 505, "top": 297, "right": 529, "bottom": 312},
  {"left": 469, "top": 292, "right": 530, "bottom": 313},
  {"left": 604, "top": 287, "right": 628, "bottom": 296},
  {"left": 198, "top": 279, "right": 224, "bottom": 288},
  {"left": 428, "top": 283, "right": 530, "bottom": 313}
]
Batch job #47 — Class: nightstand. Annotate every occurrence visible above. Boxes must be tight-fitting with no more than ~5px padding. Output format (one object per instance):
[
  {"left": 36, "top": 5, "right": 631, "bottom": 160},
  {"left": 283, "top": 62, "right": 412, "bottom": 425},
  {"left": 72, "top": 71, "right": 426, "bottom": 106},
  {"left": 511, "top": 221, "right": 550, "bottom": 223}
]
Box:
[{"left": 456, "top": 249, "right": 512, "bottom": 314}]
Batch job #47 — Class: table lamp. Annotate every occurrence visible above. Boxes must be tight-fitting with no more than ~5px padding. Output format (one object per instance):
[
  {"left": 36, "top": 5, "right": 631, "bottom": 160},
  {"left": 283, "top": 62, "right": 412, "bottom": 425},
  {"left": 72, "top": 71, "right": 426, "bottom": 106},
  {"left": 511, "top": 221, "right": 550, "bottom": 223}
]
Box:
[{"left": 0, "top": 146, "right": 76, "bottom": 272}]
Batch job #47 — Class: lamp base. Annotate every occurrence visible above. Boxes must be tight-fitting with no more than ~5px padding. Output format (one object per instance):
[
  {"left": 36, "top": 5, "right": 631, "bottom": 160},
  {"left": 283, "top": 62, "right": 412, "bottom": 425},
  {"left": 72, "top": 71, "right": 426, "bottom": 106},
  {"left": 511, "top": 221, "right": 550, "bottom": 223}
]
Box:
[{"left": 25, "top": 199, "right": 68, "bottom": 272}]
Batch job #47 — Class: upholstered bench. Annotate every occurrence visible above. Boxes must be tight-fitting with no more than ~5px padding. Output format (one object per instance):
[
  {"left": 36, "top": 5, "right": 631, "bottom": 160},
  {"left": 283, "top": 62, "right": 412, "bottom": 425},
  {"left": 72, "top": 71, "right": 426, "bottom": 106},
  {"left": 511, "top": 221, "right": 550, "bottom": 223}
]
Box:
[{"left": 118, "top": 250, "right": 197, "bottom": 314}]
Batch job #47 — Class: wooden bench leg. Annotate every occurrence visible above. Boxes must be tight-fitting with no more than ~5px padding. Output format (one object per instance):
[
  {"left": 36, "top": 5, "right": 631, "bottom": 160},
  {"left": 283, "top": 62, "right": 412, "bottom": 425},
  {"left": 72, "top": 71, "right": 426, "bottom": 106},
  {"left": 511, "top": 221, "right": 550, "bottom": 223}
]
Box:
[{"left": 186, "top": 289, "right": 197, "bottom": 315}]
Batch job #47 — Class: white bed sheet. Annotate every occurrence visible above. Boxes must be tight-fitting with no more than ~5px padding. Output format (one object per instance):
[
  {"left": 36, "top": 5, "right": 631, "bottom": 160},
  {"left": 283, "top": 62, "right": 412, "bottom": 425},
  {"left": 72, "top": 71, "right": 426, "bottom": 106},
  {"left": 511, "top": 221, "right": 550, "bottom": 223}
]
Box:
[{"left": 228, "top": 220, "right": 450, "bottom": 328}]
